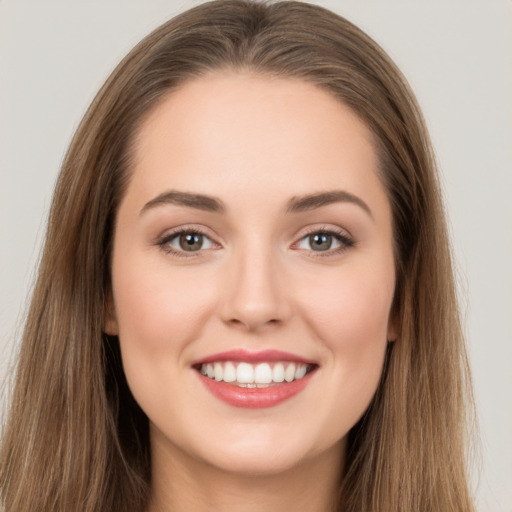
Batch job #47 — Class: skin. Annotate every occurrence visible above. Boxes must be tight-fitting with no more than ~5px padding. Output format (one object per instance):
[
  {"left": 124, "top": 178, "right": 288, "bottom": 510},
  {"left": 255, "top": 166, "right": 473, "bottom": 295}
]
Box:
[{"left": 106, "top": 72, "right": 397, "bottom": 512}]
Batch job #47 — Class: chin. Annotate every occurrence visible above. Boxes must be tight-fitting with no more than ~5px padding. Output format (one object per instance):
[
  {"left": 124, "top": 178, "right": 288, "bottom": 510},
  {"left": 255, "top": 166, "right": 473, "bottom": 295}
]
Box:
[
  {"left": 201, "top": 453, "right": 307, "bottom": 479},
  {"left": 188, "top": 423, "right": 346, "bottom": 478}
]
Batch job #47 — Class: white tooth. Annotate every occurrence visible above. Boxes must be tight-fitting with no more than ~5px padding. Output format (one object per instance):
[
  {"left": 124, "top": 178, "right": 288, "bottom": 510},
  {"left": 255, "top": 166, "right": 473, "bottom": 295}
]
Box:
[
  {"left": 206, "top": 363, "right": 214, "bottom": 379},
  {"left": 284, "top": 363, "right": 296, "bottom": 382},
  {"left": 257, "top": 383, "right": 271, "bottom": 388},
  {"left": 254, "top": 363, "right": 272, "bottom": 384},
  {"left": 200, "top": 364, "right": 207, "bottom": 375},
  {"left": 214, "top": 362, "right": 223, "bottom": 381},
  {"left": 272, "top": 363, "right": 285, "bottom": 383},
  {"left": 295, "top": 364, "right": 307, "bottom": 379},
  {"left": 236, "top": 362, "right": 254, "bottom": 384},
  {"left": 223, "top": 362, "right": 236, "bottom": 382},
  {"left": 247, "top": 383, "right": 256, "bottom": 388}
]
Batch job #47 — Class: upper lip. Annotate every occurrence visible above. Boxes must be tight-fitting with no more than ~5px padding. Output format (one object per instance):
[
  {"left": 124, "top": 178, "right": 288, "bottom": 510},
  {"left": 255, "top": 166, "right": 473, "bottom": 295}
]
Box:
[{"left": 191, "top": 349, "right": 317, "bottom": 366}]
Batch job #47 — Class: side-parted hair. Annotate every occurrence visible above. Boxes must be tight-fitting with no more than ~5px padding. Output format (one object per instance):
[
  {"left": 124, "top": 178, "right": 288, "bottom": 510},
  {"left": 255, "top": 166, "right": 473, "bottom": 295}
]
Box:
[{"left": 0, "top": 1, "right": 475, "bottom": 511}]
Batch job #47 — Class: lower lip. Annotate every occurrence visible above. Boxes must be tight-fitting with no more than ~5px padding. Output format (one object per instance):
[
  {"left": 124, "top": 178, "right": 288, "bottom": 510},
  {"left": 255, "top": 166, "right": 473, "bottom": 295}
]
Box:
[{"left": 198, "top": 372, "right": 315, "bottom": 409}]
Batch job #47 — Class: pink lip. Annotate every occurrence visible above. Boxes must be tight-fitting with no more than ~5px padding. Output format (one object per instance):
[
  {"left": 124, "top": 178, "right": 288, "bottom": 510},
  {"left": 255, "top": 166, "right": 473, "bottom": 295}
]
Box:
[
  {"left": 198, "top": 371, "right": 315, "bottom": 409},
  {"left": 192, "top": 349, "right": 318, "bottom": 409},
  {"left": 192, "top": 349, "right": 316, "bottom": 366}
]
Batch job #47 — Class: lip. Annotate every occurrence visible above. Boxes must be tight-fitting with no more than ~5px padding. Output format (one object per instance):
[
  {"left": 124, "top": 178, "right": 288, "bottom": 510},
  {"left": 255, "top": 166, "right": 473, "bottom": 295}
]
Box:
[
  {"left": 192, "top": 349, "right": 318, "bottom": 409},
  {"left": 197, "top": 370, "right": 316, "bottom": 409},
  {"left": 191, "top": 349, "right": 316, "bottom": 366}
]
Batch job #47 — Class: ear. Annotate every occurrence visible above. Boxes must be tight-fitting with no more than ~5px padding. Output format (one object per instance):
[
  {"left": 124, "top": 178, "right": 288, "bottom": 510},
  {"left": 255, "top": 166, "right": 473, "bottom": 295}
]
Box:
[{"left": 103, "top": 290, "right": 119, "bottom": 336}]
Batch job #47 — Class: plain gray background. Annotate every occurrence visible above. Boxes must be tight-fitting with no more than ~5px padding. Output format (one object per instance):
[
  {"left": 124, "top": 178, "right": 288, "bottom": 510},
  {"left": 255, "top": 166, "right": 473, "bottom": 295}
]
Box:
[{"left": 0, "top": 1, "right": 511, "bottom": 510}]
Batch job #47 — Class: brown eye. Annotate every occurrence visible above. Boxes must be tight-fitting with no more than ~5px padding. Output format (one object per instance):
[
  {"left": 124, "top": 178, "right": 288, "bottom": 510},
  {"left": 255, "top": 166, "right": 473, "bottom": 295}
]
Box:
[
  {"left": 295, "top": 229, "right": 353, "bottom": 255},
  {"left": 308, "top": 233, "right": 333, "bottom": 251},
  {"left": 179, "top": 233, "right": 204, "bottom": 251},
  {"left": 161, "top": 230, "right": 216, "bottom": 254}
]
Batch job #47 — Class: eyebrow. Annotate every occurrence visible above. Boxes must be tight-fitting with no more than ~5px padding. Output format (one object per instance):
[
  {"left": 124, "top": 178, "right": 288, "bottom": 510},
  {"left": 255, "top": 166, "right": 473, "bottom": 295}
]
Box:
[
  {"left": 140, "top": 190, "right": 225, "bottom": 215},
  {"left": 286, "top": 190, "right": 373, "bottom": 218},
  {"left": 140, "top": 189, "right": 372, "bottom": 218}
]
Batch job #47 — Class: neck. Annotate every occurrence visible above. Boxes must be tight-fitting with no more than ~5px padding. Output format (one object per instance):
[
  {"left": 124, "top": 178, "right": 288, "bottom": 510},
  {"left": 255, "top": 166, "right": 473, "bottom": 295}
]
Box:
[{"left": 147, "top": 431, "right": 345, "bottom": 512}]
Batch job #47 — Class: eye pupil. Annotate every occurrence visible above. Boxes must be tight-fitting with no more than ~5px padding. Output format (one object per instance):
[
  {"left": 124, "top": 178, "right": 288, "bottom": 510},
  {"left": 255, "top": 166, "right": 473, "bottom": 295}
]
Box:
[
  {"left": 310, "top": 233, "right": 332, "bottom": 251},
  {"left": 179, "top": 233, "right": 203, "bottom": 251}
]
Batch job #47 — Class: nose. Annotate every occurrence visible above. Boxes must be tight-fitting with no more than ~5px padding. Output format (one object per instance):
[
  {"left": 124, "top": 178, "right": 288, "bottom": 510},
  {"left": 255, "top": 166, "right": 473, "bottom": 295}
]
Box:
[{"left": 219, "top": 245, "right": 291, "bottom": 332}]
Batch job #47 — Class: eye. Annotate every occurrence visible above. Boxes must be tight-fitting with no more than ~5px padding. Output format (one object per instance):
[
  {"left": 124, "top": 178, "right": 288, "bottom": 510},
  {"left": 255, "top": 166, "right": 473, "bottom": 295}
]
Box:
[
  {"left": 295, "top": 229, "right": 354, "bottom": 255},
  {"left": 159, "top": 229, "right": 217, "bottom": 255}
]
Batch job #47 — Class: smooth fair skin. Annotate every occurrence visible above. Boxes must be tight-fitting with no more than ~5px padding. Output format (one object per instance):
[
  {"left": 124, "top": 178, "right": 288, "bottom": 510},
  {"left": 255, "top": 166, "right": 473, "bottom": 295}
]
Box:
[{"left": 106, "top": 72, "right": 397, "bottom": 512}]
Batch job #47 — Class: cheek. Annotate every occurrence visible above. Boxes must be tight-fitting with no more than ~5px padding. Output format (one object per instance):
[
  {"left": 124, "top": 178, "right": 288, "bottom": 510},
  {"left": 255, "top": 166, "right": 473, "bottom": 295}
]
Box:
[
  {"left": 110, "top": 258, "right": 221, "bottom": 415},
  {"left": 300, "top": 263, "right": 394, "bottom": 346},
  {"left": 297, "top": 261, "right": 393, "bottom": 399},
  {"left": 112, "top": 259, "right": 214, "bottom": 344},
  {"left": 110, "top": 256, "right": 222, "bottom": 398}
]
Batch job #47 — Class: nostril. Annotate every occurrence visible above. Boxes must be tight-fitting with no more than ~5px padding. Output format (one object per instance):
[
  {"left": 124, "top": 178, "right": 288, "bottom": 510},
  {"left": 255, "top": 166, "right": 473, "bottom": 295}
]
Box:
[{"left": 226, "top": 316, "right": 282, "bottom": 331}]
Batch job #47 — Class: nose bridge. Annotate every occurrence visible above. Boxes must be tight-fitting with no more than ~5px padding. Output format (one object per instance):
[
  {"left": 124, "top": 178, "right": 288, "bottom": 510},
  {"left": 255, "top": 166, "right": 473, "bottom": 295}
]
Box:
[{"left": 220, "top": 234, "right": 289, "bottom": 330}]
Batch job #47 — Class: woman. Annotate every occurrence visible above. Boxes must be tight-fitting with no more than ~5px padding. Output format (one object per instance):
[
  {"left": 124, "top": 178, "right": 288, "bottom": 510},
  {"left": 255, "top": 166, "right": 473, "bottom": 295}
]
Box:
[{"left": 0, "top": 1, "right": 476, "bottom": 511}]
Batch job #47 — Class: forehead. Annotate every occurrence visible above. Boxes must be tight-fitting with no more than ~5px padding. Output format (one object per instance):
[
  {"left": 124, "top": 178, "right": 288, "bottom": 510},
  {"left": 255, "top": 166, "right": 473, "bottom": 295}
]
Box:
[{"left": 126, "top": 71, "right": 386, "bottom": 213}]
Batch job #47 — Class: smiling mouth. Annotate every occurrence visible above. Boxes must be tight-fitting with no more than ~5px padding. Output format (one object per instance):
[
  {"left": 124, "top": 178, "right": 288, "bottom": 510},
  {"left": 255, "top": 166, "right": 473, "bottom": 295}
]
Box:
[
  {"left": 192, "top": 349, "right": 318, "bottom": 408},
  {"left": 196, "top": 361, "right": 316, "bottom": 388}
]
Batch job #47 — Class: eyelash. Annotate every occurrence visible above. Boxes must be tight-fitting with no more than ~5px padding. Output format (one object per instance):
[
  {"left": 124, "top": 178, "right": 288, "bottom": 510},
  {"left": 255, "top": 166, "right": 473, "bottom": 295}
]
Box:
[
  {"left": 293, "top": 226, "right": 355, "bottom": 258},
  {"left": 156, "top": 225, "right": 354, "bottom": 258},
  {"left": 157, "top": 226, "right": 216, "bottom": 258}
]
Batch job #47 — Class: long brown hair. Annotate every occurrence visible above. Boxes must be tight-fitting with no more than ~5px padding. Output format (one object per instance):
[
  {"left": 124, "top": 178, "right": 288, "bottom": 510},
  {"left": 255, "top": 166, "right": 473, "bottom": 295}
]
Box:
[{"left": 0, "top": 1, "right": 475, "bottom": 510}]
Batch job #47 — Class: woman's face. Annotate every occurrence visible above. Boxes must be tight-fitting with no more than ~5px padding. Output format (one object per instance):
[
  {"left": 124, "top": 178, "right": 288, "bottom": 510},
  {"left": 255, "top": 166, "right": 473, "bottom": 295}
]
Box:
[{"left": 107, "top": 72, "right": 396, "bottom": 476}]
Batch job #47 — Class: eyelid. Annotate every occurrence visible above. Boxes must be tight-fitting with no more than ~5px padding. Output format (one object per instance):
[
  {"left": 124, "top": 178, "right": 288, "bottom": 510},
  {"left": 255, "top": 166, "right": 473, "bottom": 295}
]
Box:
[{"left": 297, "top": 224, "right": 352, "bottom": 239}]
